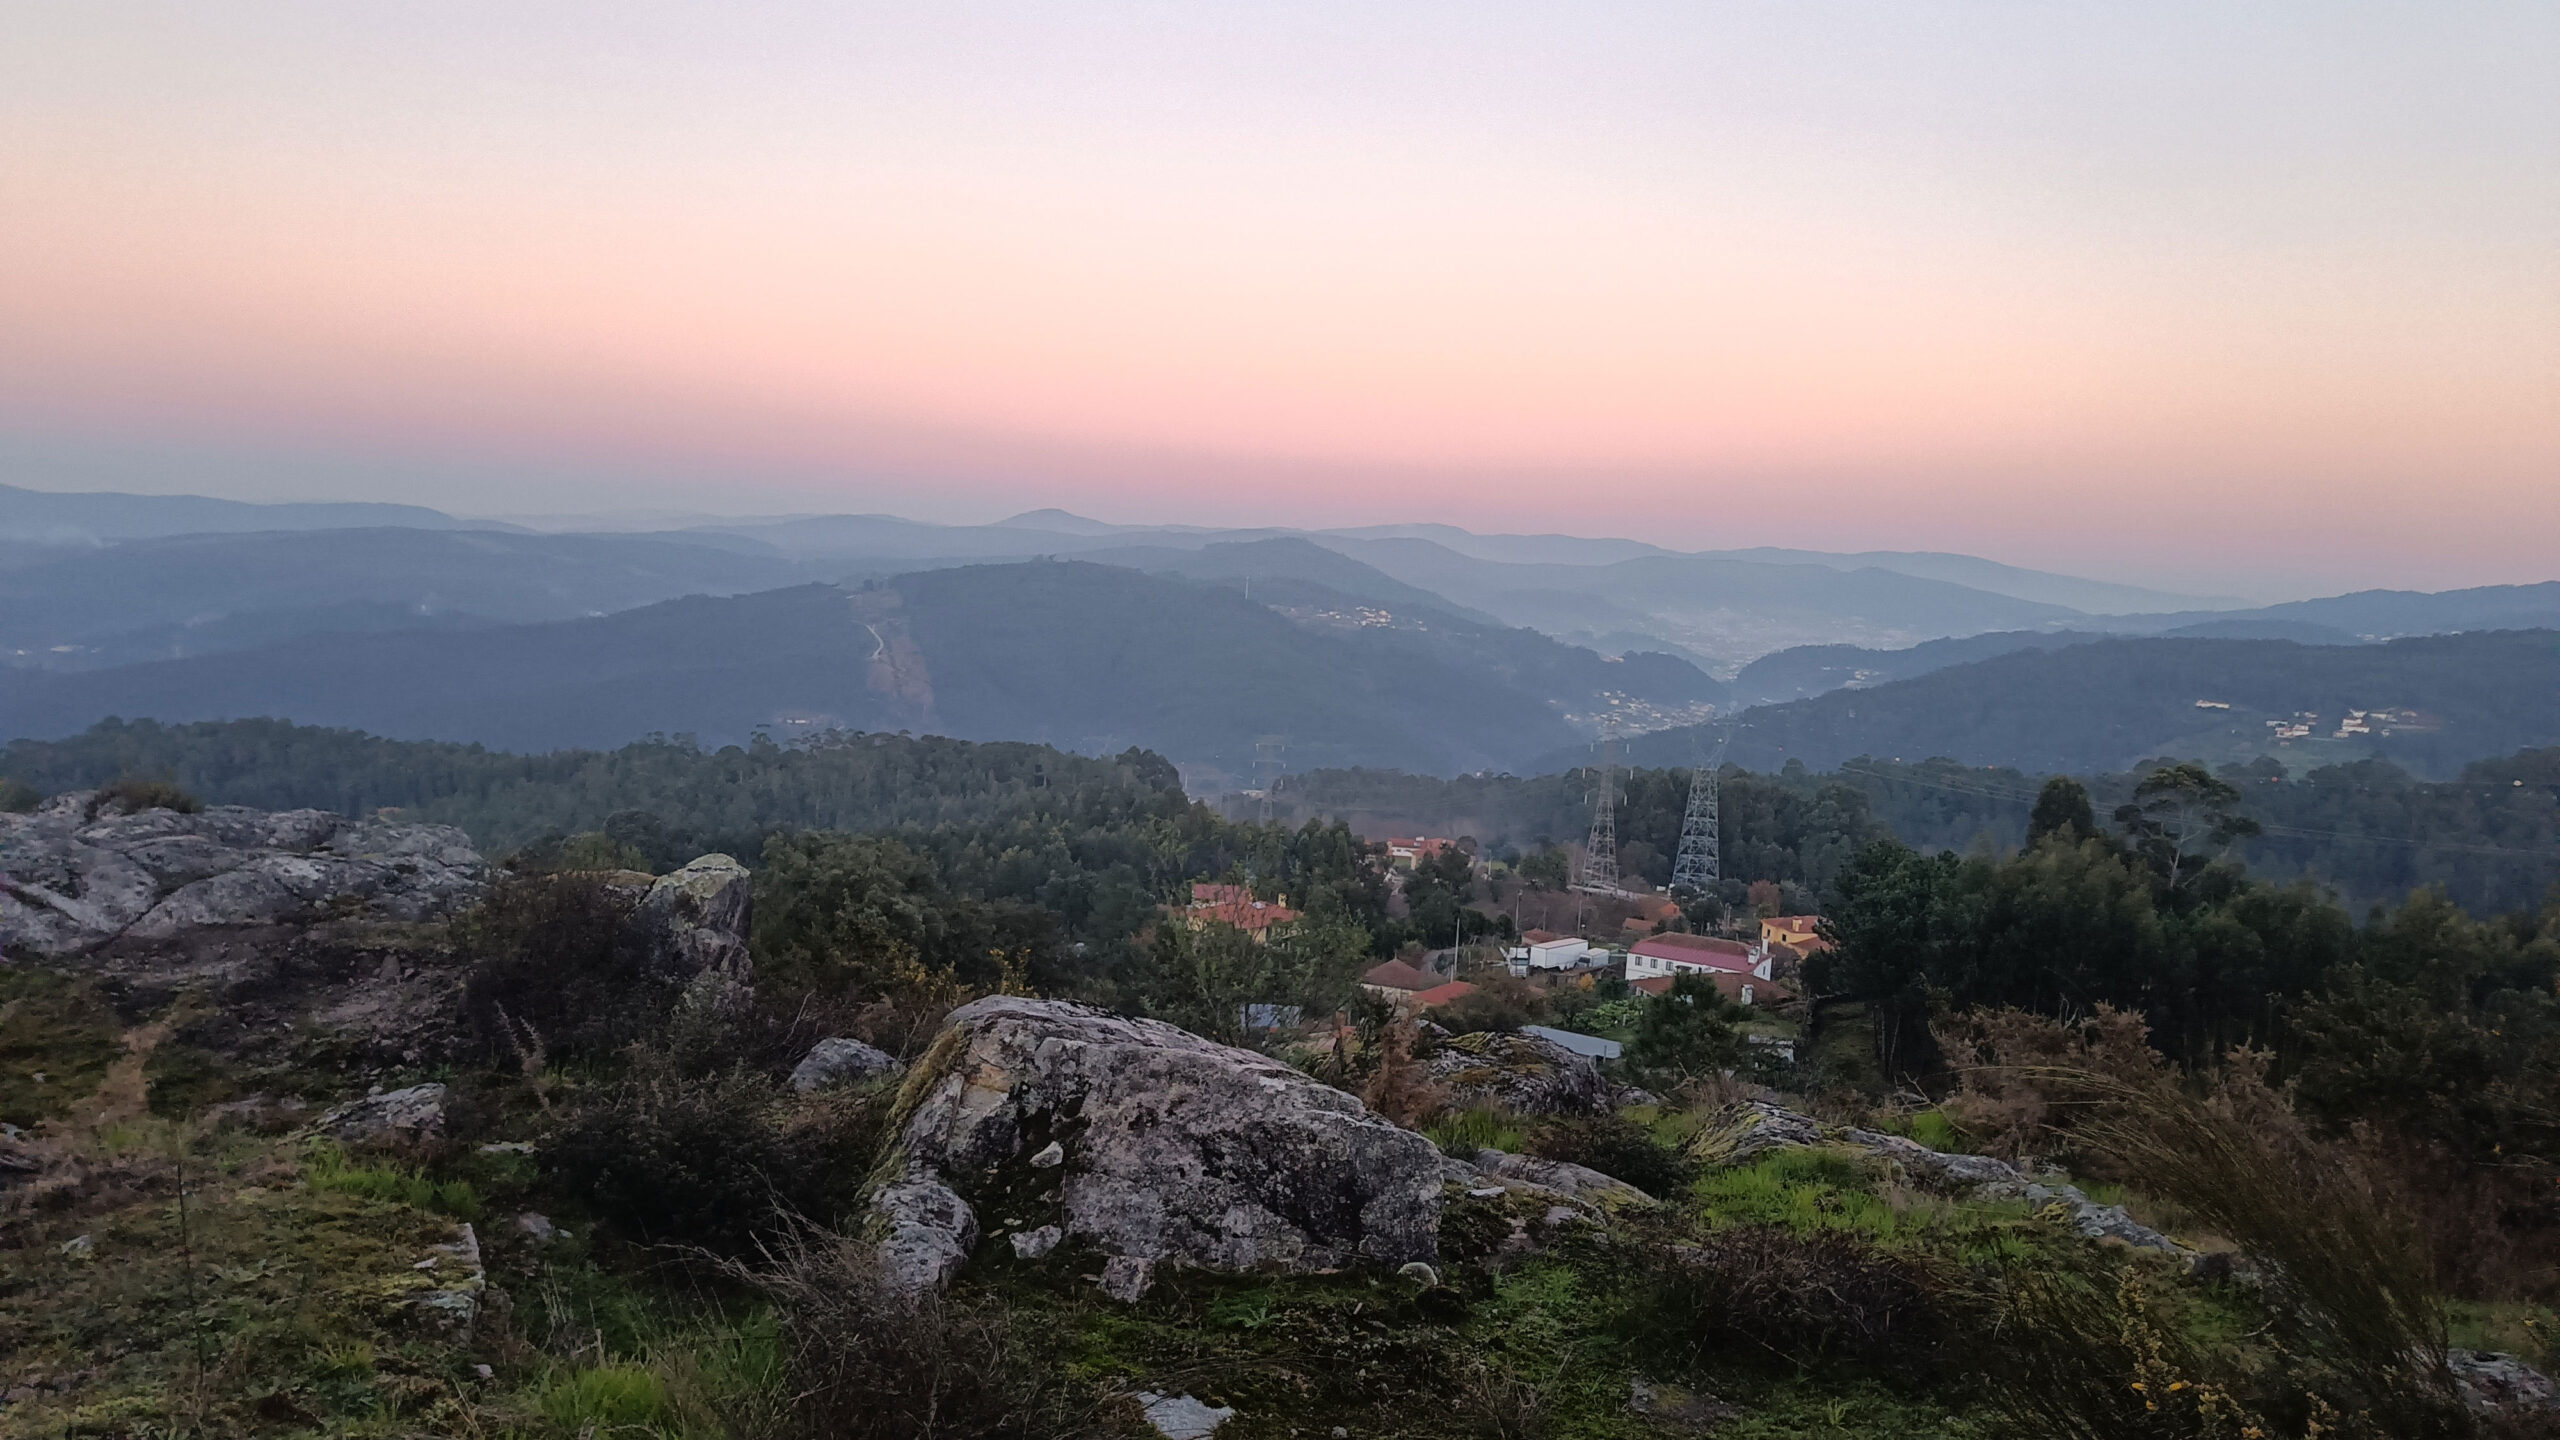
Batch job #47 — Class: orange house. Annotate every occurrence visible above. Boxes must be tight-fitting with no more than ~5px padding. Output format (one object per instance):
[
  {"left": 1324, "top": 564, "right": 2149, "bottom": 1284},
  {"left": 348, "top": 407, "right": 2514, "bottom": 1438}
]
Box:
[{"left": 1761, "top": 915, "right": 1828, "bottom": 953}]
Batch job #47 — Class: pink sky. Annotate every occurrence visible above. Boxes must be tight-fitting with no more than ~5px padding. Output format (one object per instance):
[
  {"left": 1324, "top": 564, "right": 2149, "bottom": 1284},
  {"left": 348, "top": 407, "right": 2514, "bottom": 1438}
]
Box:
[{"left": 2, "top": 3, "right": 2554, "bottom": 598}]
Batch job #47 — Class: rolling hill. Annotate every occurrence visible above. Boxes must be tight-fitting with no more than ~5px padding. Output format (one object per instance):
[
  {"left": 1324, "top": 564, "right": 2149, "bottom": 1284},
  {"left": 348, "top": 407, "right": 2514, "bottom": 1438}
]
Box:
[
  {"left": 1606, "top": 629, "right": 2560, "bottom": 778},
  {"left": 0, "top": 561, "right": 1722, "bottom": 777},
  {"left": 1315, "top": 537, "right": 2084, "bottom": 665}
]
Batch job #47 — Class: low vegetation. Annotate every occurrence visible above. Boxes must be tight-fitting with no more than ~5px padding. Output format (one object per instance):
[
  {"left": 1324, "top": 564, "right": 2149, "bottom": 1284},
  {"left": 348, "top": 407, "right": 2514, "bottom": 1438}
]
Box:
[{"left": 5, "top": 734, "right": 2557, "bottom": 1438}]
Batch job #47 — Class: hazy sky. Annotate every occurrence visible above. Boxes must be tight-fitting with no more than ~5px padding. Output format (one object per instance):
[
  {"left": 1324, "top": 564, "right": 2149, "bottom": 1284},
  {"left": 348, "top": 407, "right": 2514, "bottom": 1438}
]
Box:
[{"left": 3, "top": 3, "right": 2554, "bottom": 596}]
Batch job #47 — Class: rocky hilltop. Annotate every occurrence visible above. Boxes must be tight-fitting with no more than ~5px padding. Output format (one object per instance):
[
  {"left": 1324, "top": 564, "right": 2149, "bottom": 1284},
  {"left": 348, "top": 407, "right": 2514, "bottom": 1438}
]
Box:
[{"left": 0, "top": 789, "right": 486, "bottom": 958}]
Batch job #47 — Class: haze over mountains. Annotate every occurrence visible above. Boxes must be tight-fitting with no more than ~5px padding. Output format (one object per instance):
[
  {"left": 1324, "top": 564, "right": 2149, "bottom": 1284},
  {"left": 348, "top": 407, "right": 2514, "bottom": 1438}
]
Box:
[{"left": 4, "top": 480, "right": 2556, "bottom": 781}]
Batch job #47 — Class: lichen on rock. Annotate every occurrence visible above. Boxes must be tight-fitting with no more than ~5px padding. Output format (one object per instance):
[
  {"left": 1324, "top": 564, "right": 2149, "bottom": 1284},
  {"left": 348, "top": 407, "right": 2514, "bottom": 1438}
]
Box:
[{"left": 865, "top": 996, "right": 1451, "bottom": 1295}]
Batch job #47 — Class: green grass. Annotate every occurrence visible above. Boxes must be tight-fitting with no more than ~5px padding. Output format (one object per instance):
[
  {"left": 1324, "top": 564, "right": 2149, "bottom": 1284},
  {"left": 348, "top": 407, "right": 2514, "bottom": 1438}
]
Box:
[
  {"left": 1691, "top": 1148, "right": 2041, "bottom": 1268},
  {"left": 1426, "top": 1104, "right": 1526, "bottom": 1158},
  {"left": 0, "top": 1140, "right": 487, "bottom": 1437},
  {"left": 304, "top": 1142, "right": 485, "bottom": 1222},
  {"left": 1872, "top": 1108, "right": 1965, "bottom": 1153},
  {"left": 534, "top": 1363, "right": 672, "bottom": 1433}
]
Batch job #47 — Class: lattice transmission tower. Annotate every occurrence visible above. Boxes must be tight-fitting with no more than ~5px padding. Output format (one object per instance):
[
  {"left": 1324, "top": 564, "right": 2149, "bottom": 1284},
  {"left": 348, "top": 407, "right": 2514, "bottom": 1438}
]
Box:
[
  {"left": 1577, "top": 723, "right": 1620, "bottom": 894},
  {"left": 1672, "top": 722, "right": 1732, "bottom": 896},
  {"left": 1252, "top": 736, "right": 1287, "bottom": 825},
  {"left": 1671, "top": 759, "right": 1720, "bottom": 894}
]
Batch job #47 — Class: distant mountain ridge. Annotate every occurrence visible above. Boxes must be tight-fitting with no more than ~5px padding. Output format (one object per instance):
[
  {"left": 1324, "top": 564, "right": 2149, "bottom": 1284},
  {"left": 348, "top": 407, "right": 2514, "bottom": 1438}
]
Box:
[
  {"left": 0, "top": 526, "right": 825, "bottom": 669},
  {"left": 0, "top": 562, "right": 1724, "bottom": 777},
  {"left": 0, "top": 481, "right": 474, "bottom": 544},
  {"left": 1, "top": 482, "right": 2549, "bottom": 703},
  {"left": 1606, "top": 629, "right": 2560, "bottom": 778}
]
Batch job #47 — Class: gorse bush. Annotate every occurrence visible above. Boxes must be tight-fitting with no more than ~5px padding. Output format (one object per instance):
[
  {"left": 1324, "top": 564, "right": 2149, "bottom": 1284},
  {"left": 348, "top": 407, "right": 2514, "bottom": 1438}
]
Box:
[
  {"left": 91, "top": 775, "right": 201, "bottom": 816},
  {"left": 458, "top": 871, "right": 676, "bottom": 1063},
  {"left": 543, "top": 1054, "right": 880, "bottom": 1257},
  {"left": 1977, "top": 1045, "right": 2473, "bottom": 1440},
  {"left": 736, "top": 1231, "right": 1135, "bottom": 1440},
  {"left": 1630, "top": 1224, "right": 1961, "bottom": 1365},
  {"left": 1527, "top": 1112, "right": 1695, "bottom": 1198}
]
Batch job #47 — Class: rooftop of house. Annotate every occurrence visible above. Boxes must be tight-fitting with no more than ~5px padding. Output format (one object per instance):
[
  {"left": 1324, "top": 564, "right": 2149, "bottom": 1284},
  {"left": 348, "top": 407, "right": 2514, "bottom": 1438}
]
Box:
[
  {"left": 1360, "top": 960, "right": 1439, "bottom": 992},
  {"left": 1189, "top": 897, "right": 1300, "bottom": 931},
  {"left": 1633, "top": 933, "right": 1754, "bottom": 959},
  {"left": 1520, "top": 1025, "right": 1623, "bottom": 1060},
  {"left": 1412, "top": 980, "right": 1478, "bottom": 1008},
  {"left": 1521, "top": 928, "right": 1564, "bottom": 944}
]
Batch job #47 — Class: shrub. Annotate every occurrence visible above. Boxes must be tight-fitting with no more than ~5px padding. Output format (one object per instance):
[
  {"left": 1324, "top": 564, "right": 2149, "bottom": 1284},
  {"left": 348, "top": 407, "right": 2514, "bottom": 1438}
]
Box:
[
  {"left": 1935, "top": 1004, "right": 2164, "bottom": 1167},
  {"left": 1988, "top": 1053, "right": 2472, "bottom": 1439},
  {"left": 1632, "top": 1224, "right": 1957, "bottom": 1364},
  {"left": 1358, "top": 1018, "right": 1445, "bottom": 1128},
  {"left": 1624, "top": 973, "right": 1750, "bottom": 1084},
  {"left": 1980, "top": 1248, "right": 2284, "bottom": 1440},
  {"left": 542, "top": 1057, "right": 879, "bottom": 1256},
  {"left": 0, "top": 776, "right": 38, "bottom": 813},
  {"left": 1527, "top": 1113, "right": 1695, "bottom": 1198},
  {"left": 738, "top": 1231, "right": 1134, "bottom": 1439},
  {"left": 91, "top": 775, "right": 201, "bottom": 816},
  {"left": 457, "top": 872, "right": 675, "bottom": 1063},
  {"left": 1435, "top": 977, "right": 1545, "bottom": 1035}
]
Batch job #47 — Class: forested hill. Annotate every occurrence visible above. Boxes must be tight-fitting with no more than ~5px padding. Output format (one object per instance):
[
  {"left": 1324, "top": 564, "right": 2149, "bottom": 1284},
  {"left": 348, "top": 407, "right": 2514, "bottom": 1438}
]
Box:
[
  {"left": 1268, "top": 747, "right": 2560, "bottom": 917},
  {"left": 0, "top": 717, "right": 1186, "bottom": 863},
  {"left": 0, "top": 562, "right": 1717, "bottom": 776},
  {"left": 1612, "top": 629, "right": 2560, "bottom": 778}
]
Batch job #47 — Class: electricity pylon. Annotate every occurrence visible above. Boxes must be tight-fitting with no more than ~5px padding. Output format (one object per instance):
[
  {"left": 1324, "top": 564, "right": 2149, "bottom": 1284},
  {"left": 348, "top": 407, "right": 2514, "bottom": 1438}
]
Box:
[
  {"left": 1576, "top": 721, "right": 1619, "bottom": 894},
  {"left": 1672, "top": 721, "right": 1731, "bottom": 895}
]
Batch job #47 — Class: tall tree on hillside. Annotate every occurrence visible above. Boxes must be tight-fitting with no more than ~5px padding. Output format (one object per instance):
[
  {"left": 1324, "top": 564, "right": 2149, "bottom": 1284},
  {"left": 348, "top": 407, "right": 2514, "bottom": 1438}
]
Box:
[
  {"left": 2027, "top": 776, "right": 2099, "bottom": 846},
  {"left": 2114, "top": 763, "right": 2260, "bottom": 890}
]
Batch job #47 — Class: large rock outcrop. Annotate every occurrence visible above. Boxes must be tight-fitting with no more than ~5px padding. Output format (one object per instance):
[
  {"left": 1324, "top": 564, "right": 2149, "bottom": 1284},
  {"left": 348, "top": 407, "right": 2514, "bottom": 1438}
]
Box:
[
  {"left": 869, "top": 996, "right": 1452, "bottom": 1295},
  {"left": 0, "top": 791, "right": 485, "bottom": 958},
  {"left": 1422, "top": 1028, "right": 1614, "bottom": 1116},
  {"left": 637, "top": 854, "right": 752, "bottom": 979}
]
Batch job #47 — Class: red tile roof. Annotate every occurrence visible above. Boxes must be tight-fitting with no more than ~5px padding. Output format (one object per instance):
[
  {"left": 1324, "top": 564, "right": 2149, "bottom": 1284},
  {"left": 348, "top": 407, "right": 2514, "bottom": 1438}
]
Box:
[
  {"left": 1189, "top": 898, "right": 1300, "bottom": 931},
  {"left": 1631, "top": 934, "right": 1755, "bottom": 969},
  {"left": 1412, "top": 981, "right": 1479, "bottom": 1008}
]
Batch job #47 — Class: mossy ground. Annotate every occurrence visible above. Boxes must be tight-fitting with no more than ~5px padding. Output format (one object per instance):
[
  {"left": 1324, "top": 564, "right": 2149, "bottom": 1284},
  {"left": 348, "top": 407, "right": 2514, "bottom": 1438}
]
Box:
[{"left": 0, "top": 969, "right": 127, "bottom": 1127}]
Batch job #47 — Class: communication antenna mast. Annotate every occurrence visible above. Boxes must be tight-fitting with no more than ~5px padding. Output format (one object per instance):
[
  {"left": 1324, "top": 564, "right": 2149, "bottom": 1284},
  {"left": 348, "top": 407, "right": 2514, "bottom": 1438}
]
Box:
[
  {"left": 1577, "top": 718, "right": 1620, "bottom": 894},
  {"left": 1252, "top": 735, "right": 1287, "bottom": 825},
  {"left": 1671, "top": 723, "right": 1727, "bottom": 895}
]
